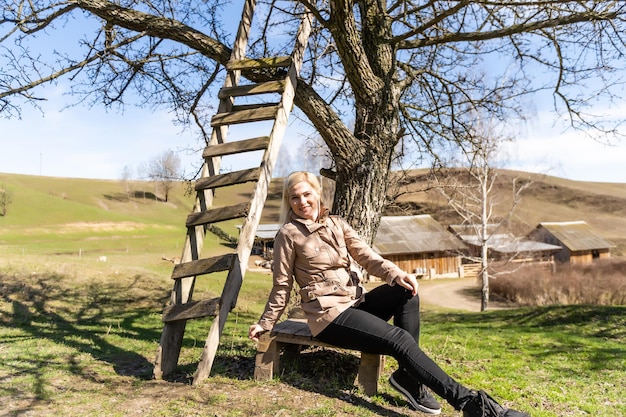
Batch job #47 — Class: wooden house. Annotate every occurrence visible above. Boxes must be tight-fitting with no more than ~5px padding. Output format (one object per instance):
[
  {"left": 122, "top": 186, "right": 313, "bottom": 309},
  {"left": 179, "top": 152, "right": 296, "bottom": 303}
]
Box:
[
  {"left": 527, "top": 221, "right": 614, "bottom": 264},
  {"left": 372, "top": 215, "right": 467, "bottom": 279}
]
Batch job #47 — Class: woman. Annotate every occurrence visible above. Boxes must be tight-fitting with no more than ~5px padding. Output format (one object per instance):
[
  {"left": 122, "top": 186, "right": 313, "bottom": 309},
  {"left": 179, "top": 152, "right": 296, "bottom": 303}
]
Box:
[{"left": 249, "top": 171, "right": 529, "bottom": 417}]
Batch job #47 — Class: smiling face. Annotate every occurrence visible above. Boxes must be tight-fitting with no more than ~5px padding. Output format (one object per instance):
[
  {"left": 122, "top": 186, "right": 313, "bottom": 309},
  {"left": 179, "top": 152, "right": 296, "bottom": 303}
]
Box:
[{"left": 289, "top": 180, "right": 320, "bottom": 221}]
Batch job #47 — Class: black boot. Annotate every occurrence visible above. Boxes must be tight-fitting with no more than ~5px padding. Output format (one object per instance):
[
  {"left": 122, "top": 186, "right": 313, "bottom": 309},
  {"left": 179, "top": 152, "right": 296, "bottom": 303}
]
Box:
[{"left": 462, "top": 390, "right": 529, "bottom": 417}]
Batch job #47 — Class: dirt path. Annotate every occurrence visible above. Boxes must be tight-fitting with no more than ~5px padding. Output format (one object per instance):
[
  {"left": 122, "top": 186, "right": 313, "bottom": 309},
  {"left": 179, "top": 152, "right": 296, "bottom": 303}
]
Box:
[{"left": 418, "top": 278, "right": 512, "bottom": 311}]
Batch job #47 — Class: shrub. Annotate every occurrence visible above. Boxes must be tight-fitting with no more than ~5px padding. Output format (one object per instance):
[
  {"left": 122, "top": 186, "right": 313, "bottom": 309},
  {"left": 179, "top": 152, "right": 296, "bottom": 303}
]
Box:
[{"left": 491, "top": 259, "right": 626, "bottom": 306}]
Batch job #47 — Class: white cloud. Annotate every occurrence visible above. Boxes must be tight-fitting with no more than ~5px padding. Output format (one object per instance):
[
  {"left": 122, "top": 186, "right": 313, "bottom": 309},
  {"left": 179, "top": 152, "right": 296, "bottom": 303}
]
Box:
[{"left": 502, "top": 110, "right": 626, "bottom": 183}]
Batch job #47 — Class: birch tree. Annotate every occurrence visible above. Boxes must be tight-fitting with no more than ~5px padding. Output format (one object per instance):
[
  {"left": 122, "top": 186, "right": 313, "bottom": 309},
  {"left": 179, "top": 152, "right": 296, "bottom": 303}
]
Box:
[{"left": 432, "top": 117, "right": 531, "bottom": 311}]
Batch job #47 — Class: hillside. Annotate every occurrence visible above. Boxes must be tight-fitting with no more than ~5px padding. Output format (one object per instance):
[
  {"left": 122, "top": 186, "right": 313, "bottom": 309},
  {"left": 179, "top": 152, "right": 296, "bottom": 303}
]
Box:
[
  {"left": 1, "top": 170, "right": 624, "bottom": 259},
  {"left": 383, "top": 169, "right": 626, "bottom": 258}
]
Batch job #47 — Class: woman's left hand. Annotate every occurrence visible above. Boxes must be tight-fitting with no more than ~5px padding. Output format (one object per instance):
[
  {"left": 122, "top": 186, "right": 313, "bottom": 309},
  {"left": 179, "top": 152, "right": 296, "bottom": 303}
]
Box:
[
  {"left": 248, "top": 323, "right": 266, "bottom": 342},
  {"left": 396, "top": 274, "right": 419, "bottom": 296}
]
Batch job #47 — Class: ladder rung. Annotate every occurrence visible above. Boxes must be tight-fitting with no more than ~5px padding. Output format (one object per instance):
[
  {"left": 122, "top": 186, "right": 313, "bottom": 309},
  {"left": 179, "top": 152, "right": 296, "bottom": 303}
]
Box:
[
  {"left": 162, "top": 297, "right": 221, "bottom": 323},
  {"left": 226, "top": 56, "right": 292, "bottom": 70},
  {"left": 171, "top": 253, "right": 237, "bottom": 280},
  {"left": 202, "top": 136, "right": 270, "bottom": 159},
  {"left": 231, "top": 102, "right": 279, "bottom": 112},
  {"left": 195, "top": 168, "right": 260, "bottom": 191},
  {"left": 211, "top": 105, "right": 278, "bottom": 127},
  {"left": 186, "top": 202, "right": 250, "bottom": 227},
  {"left": 219, "top": 80, "right": 285, "bottom": 99}
]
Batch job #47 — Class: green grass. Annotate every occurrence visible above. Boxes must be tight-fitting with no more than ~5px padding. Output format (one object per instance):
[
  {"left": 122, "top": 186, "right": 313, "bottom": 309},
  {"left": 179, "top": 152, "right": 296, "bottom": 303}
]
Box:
[
  {"left": 1, "top": 254, "right": 624, "bottom": 417},
  {"left": 0, "top": 174, "right": 256, "bottom": 261}
]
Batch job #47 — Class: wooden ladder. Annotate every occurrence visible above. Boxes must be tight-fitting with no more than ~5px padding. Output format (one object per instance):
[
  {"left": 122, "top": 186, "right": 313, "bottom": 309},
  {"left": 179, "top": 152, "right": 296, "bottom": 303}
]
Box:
[{"left": 153, "top": 0, "right": 312, "bottom": 384}]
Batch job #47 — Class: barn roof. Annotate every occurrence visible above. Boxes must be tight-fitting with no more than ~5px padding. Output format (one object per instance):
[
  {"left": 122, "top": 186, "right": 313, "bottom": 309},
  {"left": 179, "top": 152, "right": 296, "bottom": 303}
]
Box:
[
  {"left": 533, "top": 221, "right": 614, "bottom": 251},
  {"left": 373, "top": 215, "right": 466, "bottom": 255},
  {"left": 449, "top": 225, "right": 561, "bottom": 254},
  {"left": 238, "top": 223, "right": 282, "bottom": 240},
  {"left": 251, "top": 216, "right": 466, "bottom": 254}
]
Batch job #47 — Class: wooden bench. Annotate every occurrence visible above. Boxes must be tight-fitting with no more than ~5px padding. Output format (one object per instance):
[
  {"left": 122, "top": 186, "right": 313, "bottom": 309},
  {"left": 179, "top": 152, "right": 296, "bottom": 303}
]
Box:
[{"left": 254, "top": 319, "right": 384, "bottom": 395}]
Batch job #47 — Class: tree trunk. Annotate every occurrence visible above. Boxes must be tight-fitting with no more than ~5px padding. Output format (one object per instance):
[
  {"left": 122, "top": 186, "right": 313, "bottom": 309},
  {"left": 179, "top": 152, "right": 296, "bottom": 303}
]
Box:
[
  {"left": 332, "top": 155, "right": 392, "bottom": 244},
  {"left": 296, "top": 82, "right": 401, "bottom": 244},
  {"left": 481, "top": 247, "right": 489, "bottom": 312},
  {"left": 480, "top": 173, "right": 489, "bottom": 311}
]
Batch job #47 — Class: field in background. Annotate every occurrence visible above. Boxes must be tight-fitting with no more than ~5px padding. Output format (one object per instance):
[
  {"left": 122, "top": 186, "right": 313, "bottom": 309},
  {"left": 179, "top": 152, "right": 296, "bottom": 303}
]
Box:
[
  {"left": 387, "top": 169, "right": 626, "bottom": 258},
  {"left": 2, "top": 170, "right": 625, "bottom": 262}
]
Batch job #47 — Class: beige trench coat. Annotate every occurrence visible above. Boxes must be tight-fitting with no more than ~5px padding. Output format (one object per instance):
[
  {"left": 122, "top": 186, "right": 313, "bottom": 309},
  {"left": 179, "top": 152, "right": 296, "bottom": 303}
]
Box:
[{"left": 258, "top": 212, "right": 409, "bottom": 336}]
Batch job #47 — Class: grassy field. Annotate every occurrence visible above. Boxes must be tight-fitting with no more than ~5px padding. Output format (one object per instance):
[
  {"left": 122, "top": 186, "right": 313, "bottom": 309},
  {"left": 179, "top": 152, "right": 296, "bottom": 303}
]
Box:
[
  {"left": 0, "top": 172, "right": 625, "bottom": 416},
  {"left": 1, "top": 254, "right": 624, "bottom": 417}
]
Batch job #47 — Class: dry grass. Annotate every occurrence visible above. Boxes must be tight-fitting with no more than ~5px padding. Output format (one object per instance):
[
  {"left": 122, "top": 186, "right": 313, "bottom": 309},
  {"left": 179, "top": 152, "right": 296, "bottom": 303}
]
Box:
[{"left": 491, "top": 259, "right": 626, "bottom": 306}]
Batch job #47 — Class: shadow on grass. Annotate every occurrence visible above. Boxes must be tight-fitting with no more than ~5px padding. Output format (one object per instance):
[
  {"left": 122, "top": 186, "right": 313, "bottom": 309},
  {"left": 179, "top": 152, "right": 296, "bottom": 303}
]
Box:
[
  {"left": 103, "top": 191, "right": 164, "bottom": 202},
  {"left": 4, "top": 270, "right": 623, "bottom": 416},
  {"left": 277, "top": 348, "right": 414, "bottom": 417},
  {"left": 207, "top": 342, "right": 413, "bottom": 417},
  {"left": 178, "top": 304, "right": 625, "bottom": 416},
  {"left": 1, "top": 271, "right": 169, "bottom": 387}
]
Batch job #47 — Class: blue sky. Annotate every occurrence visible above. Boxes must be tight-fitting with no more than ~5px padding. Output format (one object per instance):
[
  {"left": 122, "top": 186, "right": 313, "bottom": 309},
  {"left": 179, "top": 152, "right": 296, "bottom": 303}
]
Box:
[
  {"left": 2, "top": 87, "right": 206, "bottom": 181},
  {"left": 500, "top": 100, "right": 626, "bottom": 183},
  {"left": 2, "top": 3, "right": 625, "bottom": 184}
]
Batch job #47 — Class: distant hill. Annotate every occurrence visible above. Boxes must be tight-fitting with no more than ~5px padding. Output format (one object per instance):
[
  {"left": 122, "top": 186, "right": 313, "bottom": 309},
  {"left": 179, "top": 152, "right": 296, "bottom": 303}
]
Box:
[
  {"left": 382, "top": 169, "right": 626, "bottom": 258},
  {"left": 1, "top": 170, "right": 624, "bottom": 259}
]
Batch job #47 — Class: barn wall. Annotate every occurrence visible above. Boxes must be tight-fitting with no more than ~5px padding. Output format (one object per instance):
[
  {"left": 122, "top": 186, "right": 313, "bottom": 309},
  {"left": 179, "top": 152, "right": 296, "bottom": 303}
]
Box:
[
  {"left": 599, "top": 250, "right": 611, "bottom": 260},
  {"left": 384, "top": 253, "right": 461, "bottom": 277},
  {"left": 570, "top": 251, "right": 592, "bottom": 265},
  {"left": 529, "top": 228, "right": 571, "bottom": 263},
  {"left": 570, "top": 249, "right": 611, "bottom": 265}
]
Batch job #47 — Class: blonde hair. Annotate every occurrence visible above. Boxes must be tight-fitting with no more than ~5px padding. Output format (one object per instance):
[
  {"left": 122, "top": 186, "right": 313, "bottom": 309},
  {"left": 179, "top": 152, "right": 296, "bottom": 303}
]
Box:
[{"left": 279, "top": 171, "right": 323, "bottom": 224}]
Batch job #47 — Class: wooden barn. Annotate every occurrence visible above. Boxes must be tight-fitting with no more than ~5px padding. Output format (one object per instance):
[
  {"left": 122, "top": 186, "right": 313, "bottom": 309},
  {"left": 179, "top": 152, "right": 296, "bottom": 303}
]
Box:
[
  {"left": 241, "top": 223, "right": 281, "bottom": 258},
  {"left": 372, "top": 215, "right": 467, "bottom": 279},
  {"left": 448, "top": 224, "right": 561, "bottom": 263},
  {"left": 252, "top": 215, "right": 467, "bottom": 279},
  {"left": 527, "top": 221, "right": 614, "bottom": 265}
]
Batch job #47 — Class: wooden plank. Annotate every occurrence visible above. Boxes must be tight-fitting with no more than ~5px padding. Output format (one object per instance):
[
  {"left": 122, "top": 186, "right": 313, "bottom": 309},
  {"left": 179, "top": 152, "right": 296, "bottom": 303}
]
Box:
[
  {"left": 162, "top": 297, "right": 221, "bottom": 323},
  {"left": 186, "top": 202, "right": 249, "bottom": 227},
  {"left": 171, "top": 253, "right": 237, "bottom": 280},
  {"left": 271, "top": 320, "right": 331, "bottom": 346},
  {"left": 202, "top": 136, "right": 270, "bottom": 159},
  {"left": 274, "top": 319, "right": 309, "bottom": 334},
  {"left": 226, "top": 56, "right": 292, "bottom": 70},
  {"left": 231, "top": 102, "right": 280, "bottom": 112},
  {"left": 254, "top": 335, "right": 279, "bottom": 380},
  {"left": 357, "top": 353, "right": 382, "bottom": 396},
  {"left": 154, "top": 320, "right": 187, "bottom": 379},
  {"left": 254, "top": 319, "right": 382, "bottom": 396},
  {"left": 219, "top": 80, "right": 285, "bottom": 99},
  {"left": 211, "top": 106, "right": 278, "bottom": 127},
  {"left": 193, "top": 262, "right": 245, "bottom": 385},
  {"left": 195, "top": 168, "right": 260, "bottom": 191}
]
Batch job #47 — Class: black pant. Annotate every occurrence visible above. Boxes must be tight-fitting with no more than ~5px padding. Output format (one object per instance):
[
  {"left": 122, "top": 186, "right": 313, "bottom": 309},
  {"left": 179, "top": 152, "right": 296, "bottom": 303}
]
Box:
[{"left": 315, "top": 284, "right": 472, "bottom": 410}]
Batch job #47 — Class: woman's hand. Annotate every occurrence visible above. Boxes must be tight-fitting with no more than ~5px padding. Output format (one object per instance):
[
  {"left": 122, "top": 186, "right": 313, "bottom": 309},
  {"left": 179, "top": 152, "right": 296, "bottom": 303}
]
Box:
[
  {"left": 396, "top": 274, "right": 419, "bottom": 296},
  {"left": 248, "top": 323, "right": 266, "bottom": 341}
]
